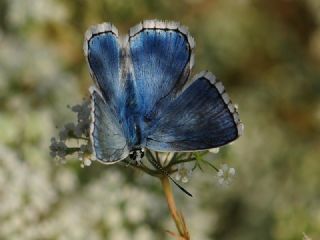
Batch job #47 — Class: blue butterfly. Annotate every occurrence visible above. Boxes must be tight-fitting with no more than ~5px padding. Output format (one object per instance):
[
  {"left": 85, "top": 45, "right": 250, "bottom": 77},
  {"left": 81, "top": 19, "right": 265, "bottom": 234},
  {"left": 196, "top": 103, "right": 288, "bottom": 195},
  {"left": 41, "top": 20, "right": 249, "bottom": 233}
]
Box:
[{"left": 84, "top": 20, "right": 243, "bottom": 164}]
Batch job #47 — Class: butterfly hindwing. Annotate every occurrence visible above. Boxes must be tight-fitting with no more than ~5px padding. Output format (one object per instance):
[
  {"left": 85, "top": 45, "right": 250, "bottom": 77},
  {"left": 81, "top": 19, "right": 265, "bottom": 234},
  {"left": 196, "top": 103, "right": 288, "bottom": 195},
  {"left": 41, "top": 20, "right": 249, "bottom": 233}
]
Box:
[
  {"left": 90, "top": 87, "right": 129, "bottom": 163},
  {"left": 146, "top": 72, "right": 243, "bottom": 152},
  {"left": 128, "top": 20, "right": 195, "bottom": 122}
]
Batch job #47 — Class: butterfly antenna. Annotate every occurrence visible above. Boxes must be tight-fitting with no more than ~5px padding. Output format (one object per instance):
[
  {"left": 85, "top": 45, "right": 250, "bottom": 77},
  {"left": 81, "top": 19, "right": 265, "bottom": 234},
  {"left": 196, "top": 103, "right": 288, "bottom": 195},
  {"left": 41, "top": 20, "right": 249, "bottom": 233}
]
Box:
[
  {"left": 147, "top": 153, "right": 193, "bottom": 197},
  {"left": 169, "top": 174, "right": 193, "bottom": 197}
]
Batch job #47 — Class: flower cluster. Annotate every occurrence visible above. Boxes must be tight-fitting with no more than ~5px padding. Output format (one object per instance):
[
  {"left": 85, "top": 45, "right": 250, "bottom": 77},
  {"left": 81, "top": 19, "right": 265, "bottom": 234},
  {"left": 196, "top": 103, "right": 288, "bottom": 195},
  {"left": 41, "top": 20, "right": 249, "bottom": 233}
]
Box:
[
  {"left": 0, "top": 145, "right": 169, "bottom": 240},
  {"left": 49, "top": 99, "right": 94, "bottom": 167},
  {"left": 175, "top": 163, "right": 193, "bottom": 183},
  {"left": 216, "top": 164, "right": 236, "bottom": 186}
]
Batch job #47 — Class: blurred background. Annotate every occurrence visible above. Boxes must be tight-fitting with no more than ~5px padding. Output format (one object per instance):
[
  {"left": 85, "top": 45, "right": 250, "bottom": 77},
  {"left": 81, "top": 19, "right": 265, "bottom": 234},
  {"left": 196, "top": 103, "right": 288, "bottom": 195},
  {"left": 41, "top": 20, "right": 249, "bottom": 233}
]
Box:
[{"left": 1, "top": 0, "right": 320, "bottom": 239}]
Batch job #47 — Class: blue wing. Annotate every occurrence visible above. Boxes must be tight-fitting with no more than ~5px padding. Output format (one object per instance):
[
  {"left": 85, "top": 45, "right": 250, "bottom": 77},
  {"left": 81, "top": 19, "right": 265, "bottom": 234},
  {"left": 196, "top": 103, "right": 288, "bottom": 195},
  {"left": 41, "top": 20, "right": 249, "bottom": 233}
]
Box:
[
  {"left": 90, "top": 87, "right": 129, "bottom": 163},
  {"left": 128, "top": 20, "right": 195, "bottom": 126},
  {"left": 146, "top": 72, "right": 243, "bottom": 151},
  {"left": 84, "top": 23, "right": 140, "bottom": 149},
  {"left": 84, "top": 23, "right": 125, "bottom": 113}
]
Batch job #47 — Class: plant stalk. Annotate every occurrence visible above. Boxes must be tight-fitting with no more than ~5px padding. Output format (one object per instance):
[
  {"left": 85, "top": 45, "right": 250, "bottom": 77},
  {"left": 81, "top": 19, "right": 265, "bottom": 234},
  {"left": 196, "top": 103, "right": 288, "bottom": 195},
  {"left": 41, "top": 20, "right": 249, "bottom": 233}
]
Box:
[{"left": 160, "top": 176, "right": 190, "bottom": 239}]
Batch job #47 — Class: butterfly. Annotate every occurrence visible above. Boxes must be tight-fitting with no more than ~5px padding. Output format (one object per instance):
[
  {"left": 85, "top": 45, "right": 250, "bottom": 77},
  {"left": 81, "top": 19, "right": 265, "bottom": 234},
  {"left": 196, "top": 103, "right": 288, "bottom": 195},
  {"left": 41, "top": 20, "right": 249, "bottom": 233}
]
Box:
[{"left": 84, "top": 20, "right": 243, "bottom": 164}]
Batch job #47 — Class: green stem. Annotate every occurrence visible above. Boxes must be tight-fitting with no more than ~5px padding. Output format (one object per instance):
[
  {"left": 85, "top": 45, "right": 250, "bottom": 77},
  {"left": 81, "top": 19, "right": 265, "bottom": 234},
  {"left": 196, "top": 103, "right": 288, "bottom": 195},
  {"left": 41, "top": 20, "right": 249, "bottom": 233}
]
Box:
[
  {"left": 121, "top": 160, "right": 162, "bottom": 177},
  {"left": 168, "top": 158, "right": 196, "bottom": 167},
  {"left": 201, "top": 160, "right": 219, "bottom": 172},
  {"left": 137, "top": 163, "right": 161, "bottom": 177}
]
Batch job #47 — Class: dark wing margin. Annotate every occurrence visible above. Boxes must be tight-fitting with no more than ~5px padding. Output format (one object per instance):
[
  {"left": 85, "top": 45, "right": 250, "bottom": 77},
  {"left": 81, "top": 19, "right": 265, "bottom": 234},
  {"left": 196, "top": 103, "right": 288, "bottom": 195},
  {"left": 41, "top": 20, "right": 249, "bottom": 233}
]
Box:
[
  {"left": 127, "top": 20, "right": 195, "bottom": 123},
  {"left": 146, "top": 71, "right": 244, "bottom": 152},
  {"left": 90, "top": 86, "right": 129, "bottom": 163}
]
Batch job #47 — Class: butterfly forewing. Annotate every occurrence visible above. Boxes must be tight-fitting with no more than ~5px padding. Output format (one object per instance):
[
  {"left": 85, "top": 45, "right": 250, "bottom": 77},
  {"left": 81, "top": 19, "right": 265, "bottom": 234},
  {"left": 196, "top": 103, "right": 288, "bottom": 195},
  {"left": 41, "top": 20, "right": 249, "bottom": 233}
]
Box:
[
  {"left": 85, "top": 23, "right": 125, "bottom": 115},
  {"left": 128, "top": 20, "right": 194, "bottom": 126}
]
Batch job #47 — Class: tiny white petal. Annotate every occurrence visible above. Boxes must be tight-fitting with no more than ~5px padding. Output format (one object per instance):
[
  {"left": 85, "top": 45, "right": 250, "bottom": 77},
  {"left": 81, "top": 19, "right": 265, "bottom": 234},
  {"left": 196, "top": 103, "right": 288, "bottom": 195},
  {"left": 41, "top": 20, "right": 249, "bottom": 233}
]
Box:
[
  {"left": 217, "top": 169, "right": 224, "bottom": 177},
  {"left": 229, "top": 168, "right": 236, "bottom": 176},
  {"left": 222, "top": 164, "right": 229, "bottom": 171},
  {"left": 175, "top": 173, "right": 181, "bottom": 181},
  {"left": 209, "top": 148, "right": 220, "bottom": 154},
  {"left": 218, "top": 178, "right": 224, "bottom": 184},
  {"left": 84, "top": 159, "right": 92, "bottom": 166},
  {"left": 181, "top": 176, "right": 189, "bottom": 183}
]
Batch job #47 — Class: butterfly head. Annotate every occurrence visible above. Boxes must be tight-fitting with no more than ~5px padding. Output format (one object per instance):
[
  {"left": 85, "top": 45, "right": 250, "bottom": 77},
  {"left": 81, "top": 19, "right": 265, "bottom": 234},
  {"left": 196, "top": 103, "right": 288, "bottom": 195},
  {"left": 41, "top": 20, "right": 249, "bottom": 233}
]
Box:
[{"left": 129, "top": 148, "right": 145, "bottom": 162}]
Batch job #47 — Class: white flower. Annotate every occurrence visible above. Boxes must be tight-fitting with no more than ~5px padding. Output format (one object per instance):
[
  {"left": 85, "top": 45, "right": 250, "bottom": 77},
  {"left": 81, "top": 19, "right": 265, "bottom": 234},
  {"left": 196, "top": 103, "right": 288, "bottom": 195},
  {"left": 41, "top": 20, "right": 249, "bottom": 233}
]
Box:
[
  {"left": 209, "top": 147, "right": 220, "bottom": 154},
  {"left": 175, "top": 163, "right": 192, "bottom": 183},
  {"left": 80, "top": 158, "right": 92, "bottom": 168},
  {"left": 216, "top": 164, "right": 236, "bottom": 186},
  {"left": 78, "top": 144, "right": 93, "bottom": 167},
  {"left": 84, "top": 159, "right": 92, "bottom": 166}
]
